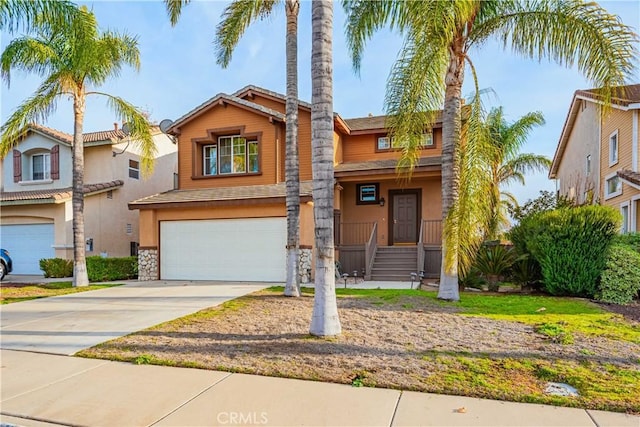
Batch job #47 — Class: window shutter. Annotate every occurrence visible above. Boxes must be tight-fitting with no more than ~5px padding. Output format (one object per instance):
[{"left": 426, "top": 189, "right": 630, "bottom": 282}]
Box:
[
  {"left": 13, "top": 149, "right": 22, "bottom": 182},
  {"left": 51, "top": 145, "right": 60, "bottom": 179}
]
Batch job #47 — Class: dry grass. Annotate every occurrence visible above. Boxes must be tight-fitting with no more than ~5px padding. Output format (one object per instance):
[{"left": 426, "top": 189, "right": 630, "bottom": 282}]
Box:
[{"left": 78, "top": 288, "right": 640, "bottom": 413}]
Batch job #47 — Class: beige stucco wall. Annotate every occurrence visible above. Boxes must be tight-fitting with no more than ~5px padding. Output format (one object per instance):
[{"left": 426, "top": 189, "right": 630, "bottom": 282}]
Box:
[{"left": 555, "top": 100, "right": 600, "bottom": 204}]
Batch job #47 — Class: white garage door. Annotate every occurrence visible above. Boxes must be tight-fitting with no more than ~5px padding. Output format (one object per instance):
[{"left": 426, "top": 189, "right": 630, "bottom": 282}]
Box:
[
  {"left": 160, "top": 218, "right": 286, "bottom": 282},
  {"left": 0, "top": 224, "right": 55, "bottom": 274}
]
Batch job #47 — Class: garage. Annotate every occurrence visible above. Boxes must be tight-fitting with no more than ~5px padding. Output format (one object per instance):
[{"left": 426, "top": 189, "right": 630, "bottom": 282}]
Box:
[
  {"left": 160, "top": 218, "right": 286, "bottom": 282},
  {"left": 0, "top": 224, "right": 55, "bottom": 275}
]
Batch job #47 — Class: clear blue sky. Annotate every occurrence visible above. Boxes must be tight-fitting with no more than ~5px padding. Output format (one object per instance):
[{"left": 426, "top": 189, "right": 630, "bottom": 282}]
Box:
[{"left": 1, "top": 0, "right": 638, "bottom": 205}]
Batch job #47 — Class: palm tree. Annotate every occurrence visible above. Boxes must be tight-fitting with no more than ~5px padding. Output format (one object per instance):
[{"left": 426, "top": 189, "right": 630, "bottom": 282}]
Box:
[
  {"left": 343, "top": 0, "right": 638, "bottom": 301},
  {"left": 1, "top": 7, "right": 156, "bottom": 287},
  {"left": 0, "top": 0, "right": 79, "bottom": 33},
  {"left": 309, "top": 0, "right": 341, "bottom": 337},
  {"left": 484, "top": 107, "right": 550, "bottom": 240},
  {"left": 164, "top": 0, "right": 303, "bottom": 297}
]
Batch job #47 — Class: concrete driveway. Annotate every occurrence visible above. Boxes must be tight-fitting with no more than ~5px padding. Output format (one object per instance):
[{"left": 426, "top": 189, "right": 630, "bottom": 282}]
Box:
[{"left": 0, "top": 280, "right": 269, "bottom": 355}]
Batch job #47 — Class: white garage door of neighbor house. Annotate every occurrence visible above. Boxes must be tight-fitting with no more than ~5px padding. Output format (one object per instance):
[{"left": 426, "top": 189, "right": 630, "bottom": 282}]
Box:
[
  {"left": 0, "top": 224, "right": 55, "bottom": 275},
  {"left": 160, "top": 218, "right": 287, "bottom": 282}
]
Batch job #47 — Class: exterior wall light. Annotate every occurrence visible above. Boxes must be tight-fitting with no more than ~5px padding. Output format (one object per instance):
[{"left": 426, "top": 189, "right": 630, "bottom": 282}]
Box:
[{"left": 379, "top": 197, "right": 385, "bottom": 207}]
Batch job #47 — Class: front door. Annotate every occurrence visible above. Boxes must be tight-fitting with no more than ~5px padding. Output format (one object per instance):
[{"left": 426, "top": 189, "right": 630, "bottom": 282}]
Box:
[{"left": 391, "top": 191, "right": 419, "bottom": 244}]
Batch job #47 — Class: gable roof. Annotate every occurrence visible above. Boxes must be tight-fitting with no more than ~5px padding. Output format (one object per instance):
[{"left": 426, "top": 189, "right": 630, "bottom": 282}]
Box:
[
  {"left": 576, "top": 84, "right": 640, "bottom": 108},
  {"left": 234, "top": 85, "right": 313, "bottom": 110},
  {"left": 0, "top": 180, "right": 124, "bottom": 206},
  {"left": 334, "top": 156, "right": 442, "bottom": 177},
  {"left": 168, "top": 93, "right": 285, "bottom": 133},
  {"left": 550, "top": 84, "right": 640, "bottom": 178}
]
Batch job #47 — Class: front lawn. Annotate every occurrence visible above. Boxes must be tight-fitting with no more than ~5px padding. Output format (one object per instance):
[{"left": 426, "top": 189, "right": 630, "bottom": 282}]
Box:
[
  {"left": 1, "top": 281, "right": 123, "bottom": 304},
  {"left": 77, "top": 287, "right": 640, "bottom": 413}
]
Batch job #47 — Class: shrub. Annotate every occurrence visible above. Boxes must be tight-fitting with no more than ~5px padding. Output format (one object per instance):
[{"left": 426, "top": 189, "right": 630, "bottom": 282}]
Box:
[
  {"left": 613, "top": 233, "right": 640, "bottom": 253},
  {"left": 39, "top": 258, "right": 73, "bottom": 278},
  {"left": 527, "top": 206, "right": 620, "bottom": 297},
  {"left": 509, "top": 255, "right": 542, "bottom": 290},
  {"left": 597, "top": 244, "right": 640, "bottom": 305},
  {"left": 86, "top": 256, "right": 138, "bottom": 282},
  {"left": 458, "top": 267, "right": 486, "bottom": 291},
  {"left": 474, "top": 243, "right": 519, "bottom": 292}
]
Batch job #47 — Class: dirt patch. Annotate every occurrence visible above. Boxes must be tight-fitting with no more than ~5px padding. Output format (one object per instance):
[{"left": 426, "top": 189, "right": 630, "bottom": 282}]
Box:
[
  {"left": 82, "top": 290, "right": 640, "bottom": 413},
  {"left": 599, "top": 300, "right": 640, "bottom": 323}
]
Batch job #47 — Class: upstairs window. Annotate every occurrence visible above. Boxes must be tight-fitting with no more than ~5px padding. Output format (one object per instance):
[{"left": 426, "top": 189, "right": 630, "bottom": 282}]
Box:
[
  {"left": 609, "top": 130, "right": 618, "bottom": 166},
  {"left": 586, "top": 154, "right": 592, "bottom": 175},
  {"left": 604, "top": 173, "right": 622, "bottom": 199},
  {"left": 32, "top": 153, "right": 51, "bottom": 180},
  {"left": 202, "top": 135, "right": 259, "bottom": 176},
  {"left": 377, "top": 132, "right": 434, "bottom": 151},
  {"left": 129, "top": 159, "right": 140, "bottom": 179}
]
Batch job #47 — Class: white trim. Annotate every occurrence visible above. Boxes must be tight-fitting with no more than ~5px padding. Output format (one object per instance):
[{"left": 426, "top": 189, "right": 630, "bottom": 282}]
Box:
[
  {"left": 608, "top": 129, "right": 619, "bottom": 166},
  {"left": 620, "top": 201, "right": 631, "bottom": 234},
  {"left": 575, "top": 94, "right": 635, "bottom": 112},
  {"left": 619, "top": 176, "right": 640, "bottom": 191},
  {"left": 633, "top": 110, "right": 638, "bottom": 172},
  {"left": 604, "top": 171, "right": 622, "bottom": 200},
  {"left": 630, "top": 195, "right": 640, "bottom": 233}
]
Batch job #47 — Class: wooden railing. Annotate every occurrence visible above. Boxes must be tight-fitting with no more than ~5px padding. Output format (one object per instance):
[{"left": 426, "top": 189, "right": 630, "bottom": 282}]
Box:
[
  {"left": 422, "top": 219, "right": 443, "bottom": 245},
  {"left": 340, "top": 222, "right": 376, "bottom": 245},
  {"left": 364, "top": 222, "right": 378, "bottom": 280},
  {"left": 417, "top": 219, "right": 425, "bottom": 275}
]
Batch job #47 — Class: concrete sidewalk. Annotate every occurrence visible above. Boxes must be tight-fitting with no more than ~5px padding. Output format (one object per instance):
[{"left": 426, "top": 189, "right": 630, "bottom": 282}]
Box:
[{"left": 1, "top": 350, "right": 638, "bottom": 427}]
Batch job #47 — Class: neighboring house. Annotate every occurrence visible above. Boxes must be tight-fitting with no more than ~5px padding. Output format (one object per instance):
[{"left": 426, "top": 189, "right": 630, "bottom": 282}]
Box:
[
  {"left": 550, "top": 84, "right": 640, "bottom": 232},
  {"left": 0, "top": 124, "right": 177, "bottom": 274},
  {"left": 131, "top": 85, "right": 444, "bottom": 283}
]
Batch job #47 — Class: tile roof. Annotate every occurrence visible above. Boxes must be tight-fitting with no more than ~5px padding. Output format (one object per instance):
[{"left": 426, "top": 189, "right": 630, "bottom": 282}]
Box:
[
  {"left": 334, "top": 157, "right": 442, "bottom": 174},
  {"left": 617, "top": 169, "right": 640, "bottom": 187},
  {"left": 29, "top": 123, "right": 73, "bottom": 144},
  {"left": 169, "top": 93, "right": 285, "bottom": 132},
  {"left": 130, "top": 181, "right": 314, "bottom": 208},
  {"left": 233, "top": 85, "right": 313, "bottom": 110},
  {"left": 576, "top": 84, "right": 640, "bottom": 107},
  {"left": 27, "top": 123, "right": 148, "bottom": 145},
  {"left": 1, "top": 180, "right": 124, "bottom": 204}
]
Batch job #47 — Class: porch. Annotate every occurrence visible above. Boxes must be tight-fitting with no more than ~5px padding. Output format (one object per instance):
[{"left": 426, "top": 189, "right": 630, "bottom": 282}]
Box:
[{"left": 336, "top": 219, "right": 443, "bottom": 281}]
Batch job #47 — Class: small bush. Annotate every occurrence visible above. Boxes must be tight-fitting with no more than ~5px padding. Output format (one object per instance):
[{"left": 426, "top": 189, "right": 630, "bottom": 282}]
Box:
[
  {"left": 39, "top": 258, "right": 73, "bottom": 278},
  {"left": 613, "top": 233, "right": 640, "bottom": 253},
  {"left": 597, "top": 244, "right": 640, "bottom": 305},
  {"left": 474, "top": 243, "right": 519, "bottom": 292},
  {"left": 86, "top": 256, "right": 138, "bottom": 282},
  {"left": 527, "top": 206, "right": 620, "bottom": 297}
]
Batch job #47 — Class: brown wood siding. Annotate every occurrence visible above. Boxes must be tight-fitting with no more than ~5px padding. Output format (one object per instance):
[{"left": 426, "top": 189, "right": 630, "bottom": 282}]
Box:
[
  {"left": 245, "top": 94, "right": 286, "bottom": 114},
  {"left": 342, "top": 128, "right": 443, "bottom": 162},
  {"left": 176, "top": 104, "right": 279, "bottom": 190}
]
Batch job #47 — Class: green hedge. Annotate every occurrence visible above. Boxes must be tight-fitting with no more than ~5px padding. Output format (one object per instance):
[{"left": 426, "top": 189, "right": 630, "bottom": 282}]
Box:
[
  {"left": 86, "top": 256, "right": 138, "bottom": 282},
  {"left": 39, "top": 258, "right": 73, "bottom": 278},
  {"left": 526, "top": 206, "right": 620, "bottom": 297},
  {"left": 39, "top": 256, "right": 138, "bottom": 281},
  {"left": 597, "top": 244, "right": 640, "bottom": 304}
]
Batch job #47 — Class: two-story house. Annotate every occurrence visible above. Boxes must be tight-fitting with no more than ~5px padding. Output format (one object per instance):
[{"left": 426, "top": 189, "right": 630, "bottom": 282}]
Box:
[
  {"left": 550, "top": 84, "right": 640, "bottom": 232},
  {"left": 131, "top": 86, "right": 444, "bottom": 283},
  {"left": 0, "top": 124, "right": 177, "bottom": 275}
]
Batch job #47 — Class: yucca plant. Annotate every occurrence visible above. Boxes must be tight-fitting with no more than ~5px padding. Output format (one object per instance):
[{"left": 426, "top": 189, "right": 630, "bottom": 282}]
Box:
[{"left": 474, "top": 243, "right": 519, "bottom": 292}]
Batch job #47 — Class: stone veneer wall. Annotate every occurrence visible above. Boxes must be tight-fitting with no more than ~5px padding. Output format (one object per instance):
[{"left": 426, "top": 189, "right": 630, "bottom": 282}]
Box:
[
  {"left": 138, "top": 247, "right": 158, "bottom": 281},
  {"left": 298, "top": 247, "right": 312, "bottom": 284}
]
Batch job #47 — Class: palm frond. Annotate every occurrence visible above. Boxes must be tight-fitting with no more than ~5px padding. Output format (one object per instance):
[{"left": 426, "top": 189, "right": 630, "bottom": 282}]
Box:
[
  {"left": 88, "top": 31, "right": 140, "bottom": 86},
  {"left": 471, "top": 0, "right": 639, "bottom": 107},
  {"left": 499, "top": 153, "right": 551, "bottom": 185},
  {"left": 215, "top": 0, "right": 279, "bottom": 68},
  {"left": 98, "top": 93, "right": 157, "bottom": 175},
  {"left": 1, "top": 35, "right": 59, "bottom": 86},
  {"left": 0, "top": 0, "right": 79, "bottom": 33},
  {"left": 164, "top": 0, "right": 190, "bottom": 27},
  {"left": 0, "top": 75, "right": 61, "bottom": 157}
]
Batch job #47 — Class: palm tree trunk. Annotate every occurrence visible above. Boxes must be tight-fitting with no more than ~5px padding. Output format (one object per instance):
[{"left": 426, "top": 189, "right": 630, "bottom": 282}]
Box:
[
  {"left": 72, "top": 93, "right": 89, "bottom": 287},
  {"left": 309, "top": 0, "right": 341, "bottom": 336},
  {"left": 437, "top": 45, "right": 464, "bottom": 301},
  {"left": 284, "top": 0, "right": 301, "bottom": 297}
]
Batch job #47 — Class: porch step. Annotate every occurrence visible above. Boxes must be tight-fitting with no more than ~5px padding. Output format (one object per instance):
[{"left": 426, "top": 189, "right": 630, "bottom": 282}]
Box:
[{"left": 370, "top": 246, "right": 418, "bottom": 282}]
